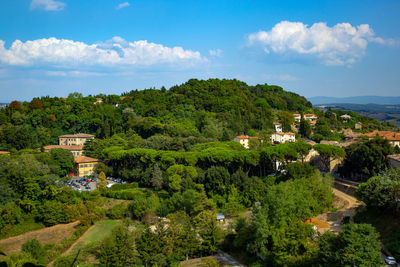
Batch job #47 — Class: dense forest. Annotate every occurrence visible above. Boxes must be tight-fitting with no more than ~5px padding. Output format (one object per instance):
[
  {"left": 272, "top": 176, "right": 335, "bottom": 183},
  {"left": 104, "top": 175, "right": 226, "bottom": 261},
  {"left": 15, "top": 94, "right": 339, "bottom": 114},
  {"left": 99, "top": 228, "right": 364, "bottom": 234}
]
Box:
[
  {"left": 0, "top": 78, "right": 389, "bottom": 152},
  {"left": 0, "top": 79, "right": 396, "bottom": 266}
]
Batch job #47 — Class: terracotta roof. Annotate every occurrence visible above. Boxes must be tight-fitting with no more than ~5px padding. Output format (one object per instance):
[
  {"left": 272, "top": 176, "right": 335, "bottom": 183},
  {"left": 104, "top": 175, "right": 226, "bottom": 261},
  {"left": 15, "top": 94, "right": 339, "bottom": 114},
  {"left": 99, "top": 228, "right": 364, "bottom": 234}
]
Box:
[
  {"left": 0, "top": 151, "right": 10, "bottom": 155},
  {"left": 293, "top": 113, "right": 301, "bottom": 116},
  {"left": 75, "top": 156, "right": 100, "bottom": 163},
  {"left": 304, "top": 113, "right": 317, "bottom": 117},
  {"left": 59, "top": 133, "right": 94, "bottom": 138},
  {"left": 235, "top": 135, "right": 262, "bottom": 140},
  {"left": 273, "top": 132, "right": 295, "bottom": 136},
  {"left": 44, "top": 145, "right": 83, "bottom": 151},
  {"left": 273, "top": 122, "right": 281, "bottom": 125},
  {"left": 363, "top": 131, "right": 400, "bottom": 141}
]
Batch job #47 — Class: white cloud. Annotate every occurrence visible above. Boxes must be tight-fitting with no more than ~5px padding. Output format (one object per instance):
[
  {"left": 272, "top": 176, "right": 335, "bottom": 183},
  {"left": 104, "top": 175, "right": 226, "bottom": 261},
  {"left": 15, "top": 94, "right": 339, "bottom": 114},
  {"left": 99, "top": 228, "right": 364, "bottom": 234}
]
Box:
[
  {"left": 30, "top": 0, "right": 66, "bottom": 11},
  {"left": 247, "top": 21, "right": 394, "bottom": 66},
  {"left": 209, "top": 49, "right": 223, "bottom": 57},
  {"left": 0, "top": 37, "right": 204, "bottom": 68},
  {"left": 116, "top": 2, "right": 130, "bottom": 10}
]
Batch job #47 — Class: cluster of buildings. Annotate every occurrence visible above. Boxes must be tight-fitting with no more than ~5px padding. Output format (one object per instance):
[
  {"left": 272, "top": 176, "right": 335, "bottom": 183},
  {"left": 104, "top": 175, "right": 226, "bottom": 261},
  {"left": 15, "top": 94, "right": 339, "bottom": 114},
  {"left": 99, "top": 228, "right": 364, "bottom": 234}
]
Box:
[{"left": 44, "top": 133, "right": 100, "bottom": 177}]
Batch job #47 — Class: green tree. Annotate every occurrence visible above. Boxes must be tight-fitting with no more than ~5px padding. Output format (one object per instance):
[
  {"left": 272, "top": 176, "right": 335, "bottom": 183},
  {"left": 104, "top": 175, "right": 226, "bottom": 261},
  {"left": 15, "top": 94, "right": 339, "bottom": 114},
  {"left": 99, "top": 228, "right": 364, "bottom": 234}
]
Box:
[
  {"left": 339, "top": 137, "right": 394, "bottom": 179},
  {"left": 194, "top": 210, "right": 219, "bottom": 254},
  {"left": 318, "top": 223, "right": 384, "bottom": 267},
  {"left": 99, "top": 171, "right": 107, "bottom": 189},
  {"left": 299, "top": 117, "right": 312, "bottom": 138},
  {"left": 98, "top": 224, "right": 140, "bottom": 267},
  {"left": 151, "top": 164, "right": 163, "bottom": 190},
  {"left": 314, "top": 144, "right": 345, "bottom": 172}
]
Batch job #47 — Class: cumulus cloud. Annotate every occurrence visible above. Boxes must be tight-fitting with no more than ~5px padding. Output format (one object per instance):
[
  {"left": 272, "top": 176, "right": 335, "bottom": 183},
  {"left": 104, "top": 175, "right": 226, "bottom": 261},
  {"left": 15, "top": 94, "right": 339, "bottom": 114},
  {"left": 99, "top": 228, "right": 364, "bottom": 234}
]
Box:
[
  {"left": 209, "top": 49, "right": 223, "bottom": 57},
  {"left": 0, "top": 37, "right": 204, "bottom": 68},
  {"left": 30, "top": 0, "right": 66, "bottom": 11},
  {"left": 116, "top": 2, "right": 130, "bottom": 10},
  {"left": 247, "top": 21, "right": 394, "bottom": 66}
]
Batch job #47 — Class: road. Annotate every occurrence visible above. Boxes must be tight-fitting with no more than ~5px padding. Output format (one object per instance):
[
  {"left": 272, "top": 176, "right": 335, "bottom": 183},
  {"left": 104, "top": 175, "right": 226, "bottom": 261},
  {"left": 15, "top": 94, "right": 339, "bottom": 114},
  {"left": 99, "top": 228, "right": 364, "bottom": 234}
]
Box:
[{"left": 316, "top": 188, "right": 364, "bottom": 232}]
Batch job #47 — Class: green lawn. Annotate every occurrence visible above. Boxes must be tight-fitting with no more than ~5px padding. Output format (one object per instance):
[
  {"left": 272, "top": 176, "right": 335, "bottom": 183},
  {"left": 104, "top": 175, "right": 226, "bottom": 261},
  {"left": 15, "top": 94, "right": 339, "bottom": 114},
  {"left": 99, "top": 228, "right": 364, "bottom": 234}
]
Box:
[{"left": 67, "top": 220, "right": 121, "bottom": 255}]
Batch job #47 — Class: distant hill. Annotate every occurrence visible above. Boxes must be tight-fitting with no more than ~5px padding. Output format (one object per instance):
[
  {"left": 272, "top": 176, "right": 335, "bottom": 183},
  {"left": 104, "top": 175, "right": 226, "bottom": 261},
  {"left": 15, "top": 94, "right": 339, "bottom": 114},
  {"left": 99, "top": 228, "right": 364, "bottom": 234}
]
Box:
[
  {"left": 314, "top": 103, "right": 400, "bottom": 128},
  {"left": 308, "top": 96, "right": 400, "bottom": 105}
]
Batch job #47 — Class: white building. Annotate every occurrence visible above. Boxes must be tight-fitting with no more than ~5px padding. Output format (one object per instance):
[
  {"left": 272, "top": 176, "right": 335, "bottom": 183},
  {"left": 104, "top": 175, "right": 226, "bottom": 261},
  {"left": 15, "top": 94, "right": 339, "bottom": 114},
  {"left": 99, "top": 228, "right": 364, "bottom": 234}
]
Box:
[
  {"left": 59, "top": 133, "right": 95, "bottom": 146},
  {"left": 271, "top": 132, "right": 296, "bottom": 144},
  {"left": 273, "top": 123, "right": 282, "bottom": 132}
]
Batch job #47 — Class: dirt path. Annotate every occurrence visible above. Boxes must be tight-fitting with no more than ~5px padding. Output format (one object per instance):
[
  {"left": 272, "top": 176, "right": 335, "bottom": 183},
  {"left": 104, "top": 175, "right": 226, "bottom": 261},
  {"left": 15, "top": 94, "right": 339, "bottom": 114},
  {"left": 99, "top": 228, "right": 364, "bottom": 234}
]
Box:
[
  {"left": 0, "top": 221, "right": 80, "bottom": 256},
  {"left": 316, "top": 188, "right": 364, "bottom": 232}
]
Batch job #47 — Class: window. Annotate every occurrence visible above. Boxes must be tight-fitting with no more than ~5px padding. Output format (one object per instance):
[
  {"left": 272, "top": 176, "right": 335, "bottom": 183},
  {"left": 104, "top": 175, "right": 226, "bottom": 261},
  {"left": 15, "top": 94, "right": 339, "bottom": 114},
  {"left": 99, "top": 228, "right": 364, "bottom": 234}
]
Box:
[
  {"left": 85, "top": 164, "right": 87, "bottom": 167},
  {"left": 80, "top": 171, "right": 83, "bottom": 174},
  {"left": 94, "top": 164, "right": 97, "bottom": 167},
  {"left": 80, "top": 164, "right": 83, "bottom": 168},
  {"left": 85, "top": 171, "right": 88, "bottom": 174},
  {"left": 89, "top": 164, "right": 92, "bottom": 167}
]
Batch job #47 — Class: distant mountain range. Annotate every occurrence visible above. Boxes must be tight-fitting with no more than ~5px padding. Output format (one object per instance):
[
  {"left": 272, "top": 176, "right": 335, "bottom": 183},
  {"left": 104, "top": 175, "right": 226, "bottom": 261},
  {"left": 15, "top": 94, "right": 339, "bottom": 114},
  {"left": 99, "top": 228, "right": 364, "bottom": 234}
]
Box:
[{"left": 308, "top": 96, "right": 400, "bottom": 105}]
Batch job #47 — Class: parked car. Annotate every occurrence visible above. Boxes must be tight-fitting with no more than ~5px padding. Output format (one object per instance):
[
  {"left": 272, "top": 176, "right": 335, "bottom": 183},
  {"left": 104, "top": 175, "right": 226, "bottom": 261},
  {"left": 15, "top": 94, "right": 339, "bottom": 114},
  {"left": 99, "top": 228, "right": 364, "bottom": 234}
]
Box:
[{"left": 384, "top": 256, "right": 397, "bottom": 265}]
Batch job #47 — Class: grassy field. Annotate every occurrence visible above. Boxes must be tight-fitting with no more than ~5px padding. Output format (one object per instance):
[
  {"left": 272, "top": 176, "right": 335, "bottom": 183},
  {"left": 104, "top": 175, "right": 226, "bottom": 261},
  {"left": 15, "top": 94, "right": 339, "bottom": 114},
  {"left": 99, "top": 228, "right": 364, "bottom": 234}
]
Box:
[
  {"left": 66, "top": 220, "right": 121, "bottom": 256},
  {"left": 0, "top": 221, "right": 79, "bottom": 256}
]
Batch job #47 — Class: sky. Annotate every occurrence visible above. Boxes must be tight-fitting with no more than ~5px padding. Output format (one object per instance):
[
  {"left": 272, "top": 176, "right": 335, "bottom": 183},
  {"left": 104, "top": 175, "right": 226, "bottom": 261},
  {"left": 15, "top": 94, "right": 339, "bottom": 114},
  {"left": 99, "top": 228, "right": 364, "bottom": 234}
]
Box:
[{"left": 0, "top": 0, "right": 400, "bottom": 102}]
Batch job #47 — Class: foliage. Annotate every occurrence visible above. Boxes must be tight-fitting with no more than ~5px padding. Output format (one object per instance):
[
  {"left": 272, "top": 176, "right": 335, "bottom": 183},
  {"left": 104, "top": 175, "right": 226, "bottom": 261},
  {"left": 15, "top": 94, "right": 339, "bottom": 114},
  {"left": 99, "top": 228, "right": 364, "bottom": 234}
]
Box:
[
  {"left": 355, "top": 168, "right": 400, "bottom": 215},
  {"left": 98, "top": 224, "right": 140, "bottom": 267},
  {"left": 238, "top": 173, "right": 333, "bottom": 265},
  {"left": 318, "top": 223, "right": 383, "bottom": 266},
  {"left": 21, "top": 239, "right": 45, "bottom": 264},
  {"left": 339, "top": 137, "right": 394, "bottom": 179},
  {"left": 99, "top": 171, "right": 107, "bottom": 189},
  {"left": 313, "top": 144, "right": 345, "bottom": 172}
]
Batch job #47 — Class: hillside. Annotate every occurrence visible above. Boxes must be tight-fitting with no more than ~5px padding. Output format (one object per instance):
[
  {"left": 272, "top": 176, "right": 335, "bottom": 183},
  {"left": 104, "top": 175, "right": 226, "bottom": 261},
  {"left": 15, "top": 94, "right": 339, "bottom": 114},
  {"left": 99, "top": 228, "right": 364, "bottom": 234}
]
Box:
[
  {"left": 0, "top": 78, "right": 313, "bottom": 150},
  {"left": 309, "top": 96, "right": 400, "bottom": 105},
  {"left": 315, "top": 103, "right": 400, "bottom": 128}
]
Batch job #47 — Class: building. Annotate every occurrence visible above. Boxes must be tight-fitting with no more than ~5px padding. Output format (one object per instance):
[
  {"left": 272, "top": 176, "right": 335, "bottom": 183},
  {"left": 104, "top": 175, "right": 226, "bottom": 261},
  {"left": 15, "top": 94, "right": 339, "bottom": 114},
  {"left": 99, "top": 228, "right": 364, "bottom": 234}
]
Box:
[
  {"left": 233, "top": 135, "right": 263, "bottom": 149},
  {"left": 340, "top": 114, "right": 352, "bottom": 121},
  {"left": 389, "top": 154, "right": 400, "bottom": 169},
  {"left": 59, "top": 133, "right": 94, "bottom": 146},
  {"left": 293, "top": 113, "right": 301, "bottom": 122},
  {"left": 94, "top": 98, "right": 103, "bottom": 104},
  {"left": 293, "top": 113, "right": 318, "bottom": 124},
  {"left": 273, "top": 123, "right": 282, "bottom": 132},
  {"left": 271, "top": 132, "right": 295, "bottom": 144},
  {"left": 75, "top": 156, "right": 100, "bottom": 177},
  {"left": 304, "top": 114, "right": 318, "bottom": 124},
  {"left": 355, "top": 122, "right": 362, "bottom": 130},
  {"left": 43, "top": 145, "right": 84, "bottom": 157},
  {"left": 363, "top": 131, "right": 400, "bottom": 147}
]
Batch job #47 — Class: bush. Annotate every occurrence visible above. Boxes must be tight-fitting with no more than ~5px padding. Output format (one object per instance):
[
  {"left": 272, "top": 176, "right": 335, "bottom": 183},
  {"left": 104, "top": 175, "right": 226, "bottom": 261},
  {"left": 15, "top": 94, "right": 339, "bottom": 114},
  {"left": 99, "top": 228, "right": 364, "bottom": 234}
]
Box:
[
  {"left": 21, "top": 239, "right": 45, "bottom": 263},
  {"left": 107, "top": 203, "right": 128, "bottom": 219},
  {"left": 110, "top": 183, "right": 138, "bottom": 191}
]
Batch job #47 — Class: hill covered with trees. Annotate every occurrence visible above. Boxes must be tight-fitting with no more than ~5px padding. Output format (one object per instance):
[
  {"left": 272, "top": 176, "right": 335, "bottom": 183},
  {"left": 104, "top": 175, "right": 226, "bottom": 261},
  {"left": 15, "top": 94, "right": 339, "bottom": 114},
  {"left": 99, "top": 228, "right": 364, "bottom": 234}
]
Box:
[{"left": 0, "top": 79, "right": 313, "bottom": 150}]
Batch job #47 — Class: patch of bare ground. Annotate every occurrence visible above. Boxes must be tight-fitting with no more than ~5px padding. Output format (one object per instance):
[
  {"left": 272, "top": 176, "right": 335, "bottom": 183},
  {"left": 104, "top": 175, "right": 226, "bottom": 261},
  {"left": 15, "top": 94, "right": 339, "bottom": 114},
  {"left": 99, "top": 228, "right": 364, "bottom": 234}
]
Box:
[
  {"left": 0, "top": 221, "right": 80, "bottom": 256},
  {"left": 315, "top": 188, "right": 364, "bottom": 232}
]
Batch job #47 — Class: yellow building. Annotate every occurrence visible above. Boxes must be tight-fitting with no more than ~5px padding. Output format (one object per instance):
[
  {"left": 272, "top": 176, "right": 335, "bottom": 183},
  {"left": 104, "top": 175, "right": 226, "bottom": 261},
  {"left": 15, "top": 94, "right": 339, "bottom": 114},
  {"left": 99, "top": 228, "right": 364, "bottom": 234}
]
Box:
[{"left": 75, "top": 156, "right": 100, "bottom": 177}]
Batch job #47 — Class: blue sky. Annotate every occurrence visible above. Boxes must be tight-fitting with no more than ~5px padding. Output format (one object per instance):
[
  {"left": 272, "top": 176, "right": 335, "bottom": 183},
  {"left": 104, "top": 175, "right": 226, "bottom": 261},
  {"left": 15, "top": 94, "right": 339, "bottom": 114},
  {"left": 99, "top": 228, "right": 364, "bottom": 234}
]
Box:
[{"left": 0, "top": 0, "right": 399, "bottom": 102}]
